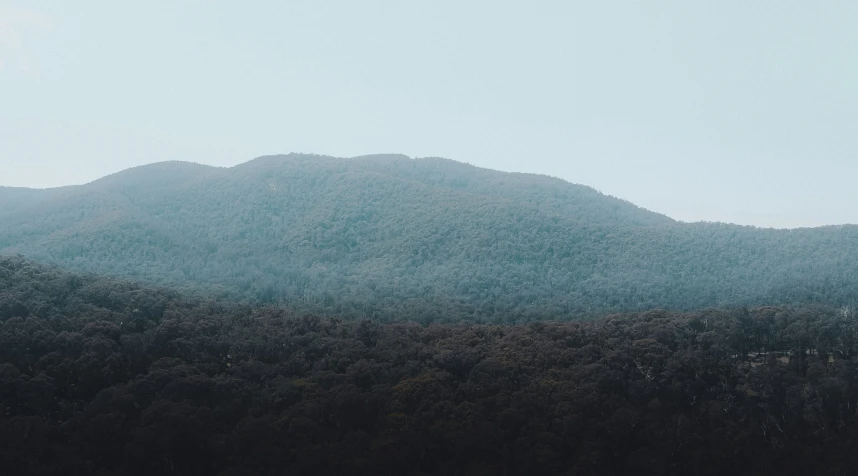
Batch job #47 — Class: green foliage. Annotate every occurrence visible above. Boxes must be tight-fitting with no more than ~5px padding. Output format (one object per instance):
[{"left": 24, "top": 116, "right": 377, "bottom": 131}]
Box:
[
  {"left": 2, "top": 154, "right": 858, "bottom": 321},
  {"left": 4, "top": 256, "right": 858, "bottom": 475}
]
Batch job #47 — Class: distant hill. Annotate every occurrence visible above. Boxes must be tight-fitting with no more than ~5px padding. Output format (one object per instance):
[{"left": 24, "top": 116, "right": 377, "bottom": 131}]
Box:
[
  {"left": 2, "top": 153, "right": 857, "bottom": 321},
  {"left": 0, "top": 186, "right": 64, "bottom": 211}
]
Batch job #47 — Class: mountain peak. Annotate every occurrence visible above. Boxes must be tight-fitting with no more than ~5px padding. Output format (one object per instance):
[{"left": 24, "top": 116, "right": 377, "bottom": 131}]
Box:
[
  {"left": 90, "top": 161, "right": 220, "bottom": 188},
  {"left": 8, "top": 152, "right": 856, "bottom": 321}
]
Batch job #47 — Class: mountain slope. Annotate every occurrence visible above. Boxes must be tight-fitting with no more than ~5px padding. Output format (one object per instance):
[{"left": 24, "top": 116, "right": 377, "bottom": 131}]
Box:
[{"left": 1, "top": 153, "right": 857, "bottom": 321}]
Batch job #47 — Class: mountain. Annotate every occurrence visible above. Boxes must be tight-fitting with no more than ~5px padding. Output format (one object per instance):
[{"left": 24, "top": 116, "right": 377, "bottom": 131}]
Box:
[
  {"left": 0, "top": 186, "right": 64, "bottom": 212},
  {"left": 2, "top": 153, "right": 858, "bottom": 321}
]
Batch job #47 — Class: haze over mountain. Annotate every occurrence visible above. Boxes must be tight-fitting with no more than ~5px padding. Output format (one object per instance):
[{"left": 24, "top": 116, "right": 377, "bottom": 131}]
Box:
[{"left": 2, "top": 154, "right": 857, "bottom": 322}]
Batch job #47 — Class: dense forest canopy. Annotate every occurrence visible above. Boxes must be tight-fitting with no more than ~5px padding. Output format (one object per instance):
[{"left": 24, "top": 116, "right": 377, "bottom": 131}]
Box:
[
  {"left": 1, "top": 154, "right": 857, "bottom": 321},
  {"left": 4, "top": 255, "right": 858, "bottom": 475}
]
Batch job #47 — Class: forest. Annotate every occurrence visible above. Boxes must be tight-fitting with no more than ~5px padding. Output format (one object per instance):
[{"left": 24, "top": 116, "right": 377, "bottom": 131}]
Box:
[
  {"left": 4, "top": 255, "right": 858, "bottom": 475},
  {"left": 2, "top": 154, "right": 858, "bottom": 323}
]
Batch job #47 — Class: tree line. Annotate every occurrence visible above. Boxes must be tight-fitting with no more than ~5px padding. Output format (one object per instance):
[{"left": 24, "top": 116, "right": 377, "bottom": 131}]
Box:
[{"left": 4, "top": 255, "right": 858, "bottom": 475}]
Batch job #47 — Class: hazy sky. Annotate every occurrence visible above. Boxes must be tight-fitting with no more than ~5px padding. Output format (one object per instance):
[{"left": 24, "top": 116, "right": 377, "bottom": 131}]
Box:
[{"left": 1, "top": 1, "right": 856, "bottom": 228}]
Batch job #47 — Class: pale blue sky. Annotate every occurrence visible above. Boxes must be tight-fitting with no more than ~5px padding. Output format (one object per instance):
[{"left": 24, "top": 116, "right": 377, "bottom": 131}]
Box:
[{"left": 1, "top": 0, "right": 856, "bottom": 227}]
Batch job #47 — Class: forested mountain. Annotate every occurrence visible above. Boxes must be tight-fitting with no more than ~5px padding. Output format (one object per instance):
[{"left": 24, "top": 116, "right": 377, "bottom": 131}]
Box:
[
  {"left": 2, "top": 154, "right": 858, "bottom": 321},
  {"left": 5, "top": 255, "right": 858, "bottom": 475},
  {"left": 0, "top": 186, "right": 63, "bottom": 211}
]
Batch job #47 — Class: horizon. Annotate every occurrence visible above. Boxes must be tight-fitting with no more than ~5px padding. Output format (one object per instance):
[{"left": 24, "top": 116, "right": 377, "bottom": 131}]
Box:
[
  {"left": 2, "top": 1, "right": 857, "bottom": 228},
  {"left": 3, "top": 152, "right": 855, "bottom": 231}
]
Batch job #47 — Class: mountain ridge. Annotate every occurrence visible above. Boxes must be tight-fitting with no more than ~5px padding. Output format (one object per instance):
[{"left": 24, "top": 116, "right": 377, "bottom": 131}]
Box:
[
  {"left": 7, "top": 154, "right": 857, "bottom": 230},
  {"left": 9, "top": 154, "right": 855, "bottom": 230},
  {"left": 2, "top": 153, "right": 857, "bottom": 321},
  {"left": 6, "top": 154, "right": 673, "bottom": 226}
]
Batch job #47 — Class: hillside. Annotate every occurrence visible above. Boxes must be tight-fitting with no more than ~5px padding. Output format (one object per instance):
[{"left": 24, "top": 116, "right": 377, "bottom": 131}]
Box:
[
  {"left": 4, "top": 255, "right": 858, "bottom": 475},
  {"left": 2, "top": 153, "right": 858, "bottom": 321}
]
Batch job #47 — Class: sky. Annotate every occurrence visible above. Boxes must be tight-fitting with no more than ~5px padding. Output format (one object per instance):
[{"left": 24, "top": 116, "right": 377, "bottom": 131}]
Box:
[{"left": 1, "top": 0, "right": 856, "bottom": 228}]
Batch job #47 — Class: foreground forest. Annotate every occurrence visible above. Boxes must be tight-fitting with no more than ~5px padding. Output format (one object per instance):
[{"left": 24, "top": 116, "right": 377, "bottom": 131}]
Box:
[
  {"left": 2, "top": 154, "right": 858, "bottom": 322},
  {"left": 4, "top": 256, "right": 858, "bottom": 475}
]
